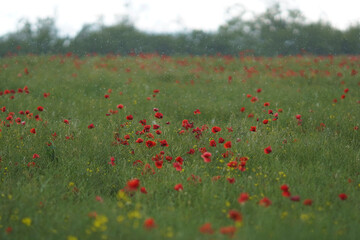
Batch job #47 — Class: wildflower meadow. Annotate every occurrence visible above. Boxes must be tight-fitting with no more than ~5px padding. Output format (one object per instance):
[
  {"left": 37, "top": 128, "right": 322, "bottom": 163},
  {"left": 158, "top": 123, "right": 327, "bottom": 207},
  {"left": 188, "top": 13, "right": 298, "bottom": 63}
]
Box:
[{"left": 0, "top": 53, "right": 359, "bottom": 239}]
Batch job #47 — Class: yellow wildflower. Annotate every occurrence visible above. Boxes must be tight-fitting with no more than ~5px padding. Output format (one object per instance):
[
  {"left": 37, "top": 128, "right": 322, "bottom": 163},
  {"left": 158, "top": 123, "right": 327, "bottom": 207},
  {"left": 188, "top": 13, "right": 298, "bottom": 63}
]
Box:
[{"left": 22, "top": 217, "right": 32, "bottom": 226}]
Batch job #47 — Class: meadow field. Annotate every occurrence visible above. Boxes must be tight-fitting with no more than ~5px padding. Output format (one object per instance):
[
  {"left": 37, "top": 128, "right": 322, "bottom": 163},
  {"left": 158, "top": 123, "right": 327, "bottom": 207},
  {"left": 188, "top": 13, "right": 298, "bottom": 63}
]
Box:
[{"left": 0, "top": 53, "right": 359, "bottom": 240}]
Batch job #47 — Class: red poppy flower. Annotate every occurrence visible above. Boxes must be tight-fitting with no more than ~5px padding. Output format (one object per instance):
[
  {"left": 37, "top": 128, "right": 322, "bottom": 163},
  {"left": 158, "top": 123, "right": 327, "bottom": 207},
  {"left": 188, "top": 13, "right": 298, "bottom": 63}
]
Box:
[
  {"left": 127, "top": 178, "right": 140, "bottom": 191},
  {"left": 174, "top": 183, "right": 183, "bottom": 191},
  {"left": 228, "top": 209, "right": 242, "bottom": 222},
  {"left": 37, "top": 106, "right": 44, "bottom": 111},
  {"left": 143, "top": 125, "right": 151, "bottom": 132},
  {"left": 344, "top": 88, "right": 349, "bottom": 93},
  {"left": 175, "top": 156, "right": 184, "bottom": 165},
  {"left": 211, "top": 126, "right": 221, "bottom": 133},
  {"left": 32, "top": 153, "right": 40, "bottom": 159},
  {"left": 95, "top": 196, "right": 104, "bottom": 203},
  {"left": 238, "top": 193, "right": 249, "bottom": 204},
  {"left": 173, "top": 162, "right": 182, "bottom": 171},
  {"left": 250, "top": 126, "right": 256, "bottom": 132},
  {"left": 199, "top": 147, "right": 207, "bottom": 154},
  {"left": 14, "top": 117, "right": 21, "bottom": 124},
  {"left": 153, "top": 124, "right": 160, "bottom": 129},
  {"left": 263, "top": 119, "right": 268, "bottom": 124},
  {"left": 218, "top": 137, "right": 225, "bottom": 143},
  {"left": 295, "top": 114, "right": 301, "bottom": 120},
  {"left": 290, "top": 195, "right": 300, "bottom": 201},
  {"left": 227, "top": 161, "right": 238, "bottom": 168},
  {"left": 240, "top": 107, "right": 245, "bottom": 112},
  {"left": 155, "top": 160, "right": 163, "bottom": 169},
  {"left": 199, "top": 223, "right": 215, "bottom": 234},
  {"left": 144, "top": 218, "right": 156, "bottom": 230},
  {"left": 136, "top": 138, "right": 144, "bottom": 143},
  {"left": 264, "top": 102, "right": 270, "bottom": 107},
  {"left": 264, "top": 146, "right": 272, "bottom": 154},
  {"left": 201, "top": 152, "right": 212, "bottom": 163},
  {"left": 30, "top": 128, "right": 36, "bottom": 134},
  {"left": 282, "top": 191, "right": 291, "bottom": 197},
  {"left": 140, "top": 187, "right": 147, "bottom": 194},
  {"left": 280, "top": 184, "right": 289, "bottom": 192},
  {"left": 259, "top": 197, "right": 272, "bottom": 207},
  {"left": 104, "top": 94, "right": 110, "bottom": 99},
  {"left": 187, "top": 149, "right": 195, "bottom": 154},
  {"left": 224, "top": 141, "right": 232, "bottom": 149},
  {"left": 108, "top": 156, "right": 115, "bottom": 166},
  {"left": 303, "top": 199, "right": 313, "bottom": 206},
  {"left": 27, "top": 162, "right": 36, "bottom": 167},
  {"left": 24, "top": 68, "right": 29, "bottom": 75},
  {"left": 5, "top": 226, "right": 12, "bottom": 234},
  {"left": 209, "top": 140, "right": 217, "bottom": 147},
  {"left": 88, "top": 124, "right": 95, "bottom": 129},
  {"left": 153, "top": 89, "right": 160, "bottom": 93},
  {"left": 126, "top": 115, "right": 133, "bottom": 120},
  {"left": 146, "top": 140, "right": 156, "bottom": 148},
  {"left": 227, "top": 178, "right": 235, "bottom": 184},
  {"left": 154, "top": 112, "right": 163, "bottom": 119},
  {"left": 194, "top": 109, "right": 201, "bottom": 114},
  {"left": 257, "top": 88, "right": 262, "bottom": 93},
  {"left": 341, "top": 94, "right": 346, "bottom": 99},
  {"left": 159, "top": 139, "right": 168, "bottom": 147},
  {"left": 339, "top": 193, "right": 348, "bottom": 200},
  {"left": 117, "top": 104, "right": 124, "bottom": 109}
]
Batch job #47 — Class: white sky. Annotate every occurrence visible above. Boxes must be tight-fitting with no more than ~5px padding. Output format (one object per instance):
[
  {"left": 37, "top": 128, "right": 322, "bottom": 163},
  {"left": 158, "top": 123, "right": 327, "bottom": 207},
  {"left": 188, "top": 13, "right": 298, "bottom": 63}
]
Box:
[{"left": 1, "top": 0, "right": 360, "bottom": 37}]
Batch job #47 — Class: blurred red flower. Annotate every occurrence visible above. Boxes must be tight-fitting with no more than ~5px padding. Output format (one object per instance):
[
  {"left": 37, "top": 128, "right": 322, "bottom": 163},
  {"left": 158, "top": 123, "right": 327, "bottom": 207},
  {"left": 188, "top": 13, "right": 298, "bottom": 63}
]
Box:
[
  {"left": 174, "top": 184, "right": 183, "bottom": 191},
  {"left": 259, "top": 197, "right": 272, "bottom": 207},
  {"left": 339, "top": 193, "right": 348, "bottom": 200},
  {"left": 144, "top": 218, "right": 156, "bottom": 230},
  {"left": 127, "top": 179, "right": 140, "bottom": 191},
  {"left": 224, "top": 141, "right": 232, "bottom": 149},
  {"left": 211, "top": 126, "right": 221, "bottom": 133},
  {"left": 199, "top": 223, "right": 215, "bottom": 234},
  {"left": 238, "top": 193, "right": 249, "bottom": 204},
  {"left": 228, "top": 209, "right": 242, "bottom": 222},
  {"left": 264, "top": 146, "right": 272, "bottom": 154}
]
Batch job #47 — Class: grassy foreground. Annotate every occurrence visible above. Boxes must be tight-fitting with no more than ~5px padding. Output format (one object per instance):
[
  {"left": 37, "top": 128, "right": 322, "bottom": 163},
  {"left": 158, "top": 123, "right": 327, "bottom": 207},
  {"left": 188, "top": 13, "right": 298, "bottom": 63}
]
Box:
[{"left": 0, "top": 54, "right": 359, "bottom": 240}]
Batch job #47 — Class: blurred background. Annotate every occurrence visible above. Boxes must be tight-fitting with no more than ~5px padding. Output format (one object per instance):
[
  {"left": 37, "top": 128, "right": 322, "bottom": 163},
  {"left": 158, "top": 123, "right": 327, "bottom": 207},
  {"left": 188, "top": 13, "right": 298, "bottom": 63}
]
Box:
[{"left": 1, "top": 0, "right": 359, "bottom": 56}]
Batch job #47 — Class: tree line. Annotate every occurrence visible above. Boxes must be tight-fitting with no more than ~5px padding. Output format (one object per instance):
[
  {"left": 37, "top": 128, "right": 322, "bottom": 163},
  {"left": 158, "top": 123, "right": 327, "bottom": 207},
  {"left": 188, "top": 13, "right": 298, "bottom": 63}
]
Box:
[{"left": 1, "top": 5, "right": 359, "bottom": 57}]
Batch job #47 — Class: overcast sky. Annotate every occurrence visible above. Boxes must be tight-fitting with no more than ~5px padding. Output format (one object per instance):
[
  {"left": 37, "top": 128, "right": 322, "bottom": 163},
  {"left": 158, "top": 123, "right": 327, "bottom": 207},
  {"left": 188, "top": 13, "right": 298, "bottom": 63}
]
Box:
[{"left": 1, "top": 0, "right": 360, "bottom": 37}]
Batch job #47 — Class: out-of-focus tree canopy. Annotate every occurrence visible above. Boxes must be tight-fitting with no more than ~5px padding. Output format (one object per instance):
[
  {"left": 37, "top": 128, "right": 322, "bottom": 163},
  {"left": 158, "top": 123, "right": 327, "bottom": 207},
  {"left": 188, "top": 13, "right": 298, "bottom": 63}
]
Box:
[{"left": 1, "top": 5, "right": 359, "bottom": 56}]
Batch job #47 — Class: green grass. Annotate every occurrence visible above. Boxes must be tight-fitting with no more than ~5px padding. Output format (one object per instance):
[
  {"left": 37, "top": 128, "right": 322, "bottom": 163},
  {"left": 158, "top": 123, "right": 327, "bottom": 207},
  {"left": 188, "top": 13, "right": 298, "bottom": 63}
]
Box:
[{"left": 0, "top": 54, "right": 359, "bottom": 240}]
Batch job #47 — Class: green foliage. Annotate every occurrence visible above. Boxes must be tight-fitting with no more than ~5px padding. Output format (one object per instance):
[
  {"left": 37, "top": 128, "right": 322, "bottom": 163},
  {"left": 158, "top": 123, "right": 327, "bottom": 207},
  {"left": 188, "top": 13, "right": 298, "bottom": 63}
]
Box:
[{"left": 0, "top": 54, "right": 359, "bottom": 239}]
